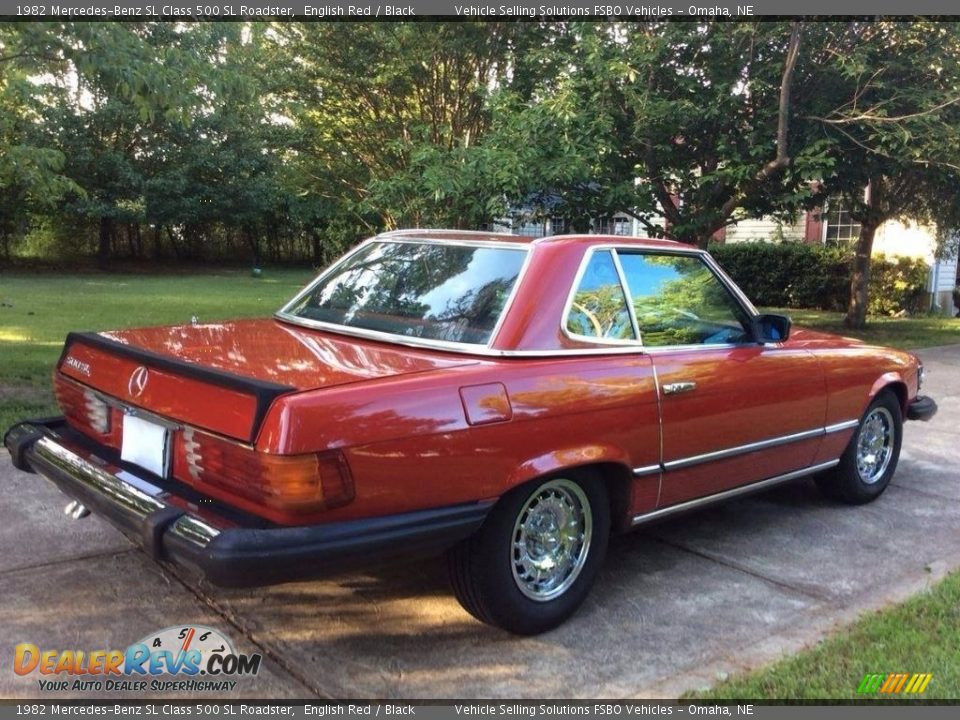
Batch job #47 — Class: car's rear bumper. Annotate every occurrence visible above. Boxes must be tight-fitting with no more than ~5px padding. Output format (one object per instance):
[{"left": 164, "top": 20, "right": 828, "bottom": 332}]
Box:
[
  {"left": 907, "top": 395, "right": 938, "bottom": 422},
  {"left": 4, "top": 419, "right": 492, "bottom": 587}
]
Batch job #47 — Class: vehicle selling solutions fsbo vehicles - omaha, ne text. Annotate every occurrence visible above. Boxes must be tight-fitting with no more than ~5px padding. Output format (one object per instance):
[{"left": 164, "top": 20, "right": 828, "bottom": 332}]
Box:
[{"left": 5, "top": 230, "right": 938, "bottom": 634}]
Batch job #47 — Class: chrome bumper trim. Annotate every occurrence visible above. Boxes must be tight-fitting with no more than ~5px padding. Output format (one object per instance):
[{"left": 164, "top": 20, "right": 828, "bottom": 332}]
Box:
[
  {"left": 631, "top": 459, "right": 840, "bottom": 527},
  {"left": 29, "top": 430, "right": 220, "bottom": 548}
]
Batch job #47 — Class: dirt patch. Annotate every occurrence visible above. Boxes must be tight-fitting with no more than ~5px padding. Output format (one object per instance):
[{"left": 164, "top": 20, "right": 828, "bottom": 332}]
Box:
[{"left": 0, "top": 384, "right": 53, "bottom": 405}]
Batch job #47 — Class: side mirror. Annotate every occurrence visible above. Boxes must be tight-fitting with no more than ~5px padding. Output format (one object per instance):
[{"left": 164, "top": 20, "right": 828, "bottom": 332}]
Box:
[{"left": 754, "top": 313, "right": 791, "bottom": 344}]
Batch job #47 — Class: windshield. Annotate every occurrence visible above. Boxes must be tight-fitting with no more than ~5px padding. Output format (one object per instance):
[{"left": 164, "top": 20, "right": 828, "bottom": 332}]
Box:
[{"left": 282, "top": 240, "right": 528, "bottom": 346}]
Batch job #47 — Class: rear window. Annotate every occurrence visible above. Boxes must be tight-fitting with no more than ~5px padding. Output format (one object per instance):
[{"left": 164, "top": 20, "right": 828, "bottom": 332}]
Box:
[{"left": 283, "top": 241, "right": 527, "bottom": 346}]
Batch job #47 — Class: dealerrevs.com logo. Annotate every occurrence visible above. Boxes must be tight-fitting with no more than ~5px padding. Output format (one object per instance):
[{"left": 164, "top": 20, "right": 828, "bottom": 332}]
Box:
[{"left": 14, "top": 625, "right": 262, "bottom": 693}]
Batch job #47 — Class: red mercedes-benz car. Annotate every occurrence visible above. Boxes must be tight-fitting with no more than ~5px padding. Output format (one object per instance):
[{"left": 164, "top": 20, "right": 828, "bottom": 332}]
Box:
[{"left": 5, "top": 230, "right": 937, "bottom": 634}]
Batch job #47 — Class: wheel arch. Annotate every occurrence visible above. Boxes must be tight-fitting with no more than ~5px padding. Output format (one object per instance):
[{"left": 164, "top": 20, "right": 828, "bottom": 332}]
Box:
[
  {"left": 505, "top": 448, "right": 635, "bottom": 532},
  {"left": 869, "top": 374, "right": 908, "bottom": 416}
]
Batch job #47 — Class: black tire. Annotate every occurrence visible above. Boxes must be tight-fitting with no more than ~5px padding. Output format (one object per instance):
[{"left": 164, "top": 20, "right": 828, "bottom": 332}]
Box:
[
  {"left": 815, "top": 390, "right": 903, "bottom": 504},
  {"left": 446, "top": 469, "right": 610, "bottom": 635}
]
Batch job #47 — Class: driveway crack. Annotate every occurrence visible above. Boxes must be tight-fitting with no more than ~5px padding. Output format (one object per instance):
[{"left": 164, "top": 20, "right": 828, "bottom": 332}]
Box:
[
  {"left": 0, "top": 548, "right": 136, "bottom": 577},
  {"left": 649, "top": 536, "right": 832, "bottom": 601},
  {"left": 163, "top": 566, "right": 329, "bottom": 699}
]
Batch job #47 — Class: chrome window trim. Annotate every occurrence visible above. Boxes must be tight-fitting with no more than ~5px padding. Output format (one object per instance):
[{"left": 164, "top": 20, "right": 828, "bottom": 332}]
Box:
[
  {"left": 613, "top": 246, "right": 760, "bottom": 351},
  {"left": 560, "top": 245, "right": 644, "bottom": 347},
  {"left": 485, "top": 244, "right": 535, "bottom": 347},
  {"left": 379, "top": 228, "right": 528, "bottom": 244},
  {"left": 276, "top": 236, "right": 532, "bottom": 354},
  {"left": 276, "top": 235, "right": 767, "bottom": 358},
  {"left": 631, "top": 459, "right": 841, "bottom": 526},
  {"left": 611, "top": 249, "right": 643, "bottom": 344},
  {"left": 700, "top": 251, "right": 761, "bottom": 318},
  {"left": 557, "top": 244, "right": 761, "bottom": 353},
  {"left": 639, "top": 342, "right": 745, "bottom": 355}
]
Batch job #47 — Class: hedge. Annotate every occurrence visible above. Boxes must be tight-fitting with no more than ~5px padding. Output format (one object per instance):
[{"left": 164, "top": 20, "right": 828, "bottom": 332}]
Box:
[{"left": 708, "top": 242, "right": 930, "bottom": 315}]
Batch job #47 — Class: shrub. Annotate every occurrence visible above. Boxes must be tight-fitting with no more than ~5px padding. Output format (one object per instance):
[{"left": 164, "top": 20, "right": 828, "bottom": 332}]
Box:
[
  {"left": 708, "top": 242, "right": 930, "bottom": 316},
  {"left": 708, "top": 242, "right": 849, "bottom": 310},
  {"left": 867, "top": 254, "right": 930, "bottom": 316}
]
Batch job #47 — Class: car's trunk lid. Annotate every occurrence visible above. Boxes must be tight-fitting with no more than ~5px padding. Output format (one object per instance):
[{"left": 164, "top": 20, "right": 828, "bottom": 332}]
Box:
[{"left": 57, "top": 318, "right": 475, "bottom": 442}]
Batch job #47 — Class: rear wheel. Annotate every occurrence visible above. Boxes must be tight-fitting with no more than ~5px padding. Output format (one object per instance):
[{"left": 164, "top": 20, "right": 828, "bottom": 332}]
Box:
[
  {"left": 815, "top": 390, "right": 902, "bottom": 504},
  {"left": 447, "top": 470, "right": 609, "bottom": 635}
]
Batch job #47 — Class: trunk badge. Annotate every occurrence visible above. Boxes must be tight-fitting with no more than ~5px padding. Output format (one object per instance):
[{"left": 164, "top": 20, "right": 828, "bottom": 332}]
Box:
[{"left": 128, "top": 366, "right": 150, "bottom": 398}]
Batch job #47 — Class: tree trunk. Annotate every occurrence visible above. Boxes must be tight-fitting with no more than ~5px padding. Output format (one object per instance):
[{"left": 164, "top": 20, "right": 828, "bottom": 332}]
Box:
[
  {"left": 692, "top": 233, "right": 712, "bottom": 250},
  {"left": 166, "top": 226, "right": 182, "bottom": 261},
  {"left": 310, "top": 230, "right": 322, "bottom": 266},
  {"left": 844, "top": 221, "right": 878, "bottom": 329},
  {"left": 246, "top": 227, "right": 260, "bottom": 267},
  {"left": 97, "top": 217, "right": 112, "bottom": 269}
]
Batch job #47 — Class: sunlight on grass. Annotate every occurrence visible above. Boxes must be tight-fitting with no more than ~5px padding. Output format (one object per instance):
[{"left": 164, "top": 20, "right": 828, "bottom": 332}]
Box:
[{"left": 0, "top": 329, "right": 32, "bottom": 342}]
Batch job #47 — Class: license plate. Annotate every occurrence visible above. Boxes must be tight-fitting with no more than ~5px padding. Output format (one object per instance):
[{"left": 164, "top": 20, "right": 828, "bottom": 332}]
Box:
[{"left": 120, "top": 414, "right": 170, "bottom": 478}]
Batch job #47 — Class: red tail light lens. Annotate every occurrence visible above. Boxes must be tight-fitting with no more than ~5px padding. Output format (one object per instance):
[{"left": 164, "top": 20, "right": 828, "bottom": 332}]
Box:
[
  {"left": 174, "top": 428, "right": 354, "bottom": 513},
  {"left": 54, "top": 375, "right": 120, "bottom": 447}
]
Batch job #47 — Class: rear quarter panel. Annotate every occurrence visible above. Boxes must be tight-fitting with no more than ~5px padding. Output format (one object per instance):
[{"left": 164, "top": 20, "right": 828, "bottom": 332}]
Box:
[{"left": 257, "top": 356, "right": 660, "bottom": 523}]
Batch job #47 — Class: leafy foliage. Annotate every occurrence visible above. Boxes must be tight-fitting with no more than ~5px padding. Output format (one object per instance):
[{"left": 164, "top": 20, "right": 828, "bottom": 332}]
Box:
[
  {"left": 711, "top": 242, "right": 930, "bottom": 316},
  {"left": 1, "top": 18, "right": 960, "bottom": 334}
]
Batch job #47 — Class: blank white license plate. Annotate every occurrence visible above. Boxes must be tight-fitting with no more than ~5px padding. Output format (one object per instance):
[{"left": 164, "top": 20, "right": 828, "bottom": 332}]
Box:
[{"left": 120, "top": 414, "right": 170, "bottom": 478}]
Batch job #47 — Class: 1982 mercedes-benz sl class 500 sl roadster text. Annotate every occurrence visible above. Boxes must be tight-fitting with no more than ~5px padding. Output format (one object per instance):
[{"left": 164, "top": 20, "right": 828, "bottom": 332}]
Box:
[{"left": 5, "top": 230, "right": 938, "bottom": 634}]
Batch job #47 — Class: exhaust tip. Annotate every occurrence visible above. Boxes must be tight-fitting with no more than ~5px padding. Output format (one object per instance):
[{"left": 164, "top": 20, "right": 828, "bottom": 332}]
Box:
[{"left": 65, "top": 500, "right": 91, "bottom": 520}]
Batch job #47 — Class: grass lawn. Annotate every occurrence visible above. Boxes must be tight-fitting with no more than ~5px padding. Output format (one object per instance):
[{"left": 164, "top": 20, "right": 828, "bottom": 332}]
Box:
[
  {"left": 0, "top": 269, "right": 313, "bottom": 431},
  {"left": 691, "top": 571, "right": 960, "bottom": 700},
  {"left": 766, "top": 307, "right": 959, "bottom": 350}
]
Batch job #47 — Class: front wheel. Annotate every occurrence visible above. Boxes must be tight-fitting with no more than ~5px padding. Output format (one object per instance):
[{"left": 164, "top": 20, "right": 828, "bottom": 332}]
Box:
[
  {"left": 815, "top": 390, "right": 903, "bottom": 504},
  {"left": 447, "top": 471, "right": 610, "bottom": 635}
]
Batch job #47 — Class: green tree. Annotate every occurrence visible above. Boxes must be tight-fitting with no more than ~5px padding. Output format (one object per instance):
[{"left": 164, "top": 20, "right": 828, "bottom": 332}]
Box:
[
  {"left": 0, "top": 24, "right": 79, "bottom": 259},
  {"left": 276, "top": 22, "right": 562, "bottom": 237},
  {"left": 494, "top": 21, "right": 824, "bottom": 245},
  {"left": 805, "top": 22, "right": 960, "bottom": 327}
]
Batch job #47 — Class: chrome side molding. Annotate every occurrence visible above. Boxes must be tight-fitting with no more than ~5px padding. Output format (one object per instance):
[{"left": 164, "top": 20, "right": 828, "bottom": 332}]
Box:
[
  {"left": 630, "top": 459, "right": 840, "bottom": 526},
  {"left": 824, "top": 419, "right": 860, "bottom": 434},
  {"left": 631, "top": 419, "right": 859, "bottom": 476},
  {"left": 663, "top": 427, "right": 826, "bottom": 471}
]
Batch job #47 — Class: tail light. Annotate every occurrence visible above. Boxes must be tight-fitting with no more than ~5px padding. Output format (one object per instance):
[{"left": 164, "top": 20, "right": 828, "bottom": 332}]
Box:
[
  {"left": 54, "top": 376, "right": 119, "bottom": 445},
  {"left": 174, "top": 428, "right": 354, "bottom": 513}
]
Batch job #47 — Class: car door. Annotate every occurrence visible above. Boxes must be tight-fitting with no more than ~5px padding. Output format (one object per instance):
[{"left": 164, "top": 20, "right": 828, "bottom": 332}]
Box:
[{"left": 615, "top": 250, "right": 827, "bottom": 507}]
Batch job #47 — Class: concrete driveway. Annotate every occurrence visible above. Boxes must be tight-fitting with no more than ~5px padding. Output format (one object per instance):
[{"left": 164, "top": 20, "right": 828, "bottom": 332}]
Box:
[{"left": 2, "top": 345, "right": 959, "bottom": 699}]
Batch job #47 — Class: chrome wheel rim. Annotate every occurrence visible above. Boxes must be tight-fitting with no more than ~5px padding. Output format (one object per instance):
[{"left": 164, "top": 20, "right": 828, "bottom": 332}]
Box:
[
  {"left": 511, "top": 479, "right": 592, "bottom": 602},
  {"left": 856, "top": 406, "right": 895, "bottom": 485}
]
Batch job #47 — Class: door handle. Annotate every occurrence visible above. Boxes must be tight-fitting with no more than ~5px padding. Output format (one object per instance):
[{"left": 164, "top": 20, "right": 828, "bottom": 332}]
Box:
[{"left": 663, "top": 381, "right": 697, "bottom": 395}]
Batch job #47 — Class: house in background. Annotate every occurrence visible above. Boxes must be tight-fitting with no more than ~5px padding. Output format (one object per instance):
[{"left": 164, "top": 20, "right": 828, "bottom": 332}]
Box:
[
  {"left": 722, "top": 201, "right": 958, "bottom": 316},
  {"left": 497, "top": 198, "right": 959, "bottom": 316}
]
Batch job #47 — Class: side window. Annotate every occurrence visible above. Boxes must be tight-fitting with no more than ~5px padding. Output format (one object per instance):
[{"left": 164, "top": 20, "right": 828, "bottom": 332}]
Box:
[
  {"left": 617, "top": 252, "right": 752, "bottom": 347},
  {"left": 565, "top": 250, "right": 636, "bottom": 341}
]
